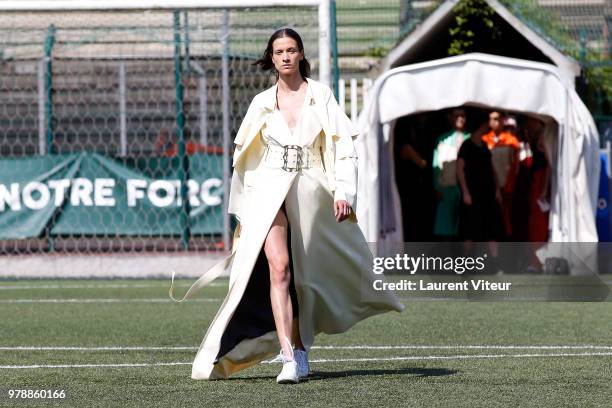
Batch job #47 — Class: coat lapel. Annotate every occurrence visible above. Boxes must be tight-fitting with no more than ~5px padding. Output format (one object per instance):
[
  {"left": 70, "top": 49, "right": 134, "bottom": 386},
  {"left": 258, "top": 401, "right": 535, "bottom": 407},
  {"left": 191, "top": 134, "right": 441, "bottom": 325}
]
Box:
[
  {"left": 231, "top": 86, "right": 275, "bottom": 167},
  {"left": 306, "top": 77, "right": 334, "bottom": 139},
  {"left": 233, "top": 77, "right": 332, "bottom": 168}
]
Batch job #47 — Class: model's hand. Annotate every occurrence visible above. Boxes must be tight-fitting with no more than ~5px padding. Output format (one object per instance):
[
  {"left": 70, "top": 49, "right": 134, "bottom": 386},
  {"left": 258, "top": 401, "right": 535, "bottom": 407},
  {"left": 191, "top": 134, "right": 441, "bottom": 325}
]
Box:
[{"left": 334, "top": 200, "right": 352, "bottom": 223}]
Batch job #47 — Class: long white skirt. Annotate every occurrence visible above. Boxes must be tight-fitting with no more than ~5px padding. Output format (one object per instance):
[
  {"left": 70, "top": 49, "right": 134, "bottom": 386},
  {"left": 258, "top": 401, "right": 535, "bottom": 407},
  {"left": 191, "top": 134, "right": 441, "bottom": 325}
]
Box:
[{"left": 173, "top": 161, "right": 405, "bottom": 380}]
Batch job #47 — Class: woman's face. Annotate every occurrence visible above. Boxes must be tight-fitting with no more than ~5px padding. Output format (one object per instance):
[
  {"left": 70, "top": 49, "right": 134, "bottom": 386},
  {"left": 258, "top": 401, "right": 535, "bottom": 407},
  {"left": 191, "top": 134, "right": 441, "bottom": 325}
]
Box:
[
  {"left": 488, "top": 112, "right": 501, "bottom": 131},
  {"left": 452, "top": 111, "right": 466, "bottom": 130},
  {"left": 271, "top": 36, "right": 303, "bottom": 76}
]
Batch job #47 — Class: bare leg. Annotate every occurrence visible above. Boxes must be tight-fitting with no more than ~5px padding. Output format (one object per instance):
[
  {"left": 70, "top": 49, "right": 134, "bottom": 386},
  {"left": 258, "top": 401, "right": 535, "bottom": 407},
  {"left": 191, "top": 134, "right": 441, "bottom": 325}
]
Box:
[{"left": 265, "top": 207, "right": 295, "bottom": 359}]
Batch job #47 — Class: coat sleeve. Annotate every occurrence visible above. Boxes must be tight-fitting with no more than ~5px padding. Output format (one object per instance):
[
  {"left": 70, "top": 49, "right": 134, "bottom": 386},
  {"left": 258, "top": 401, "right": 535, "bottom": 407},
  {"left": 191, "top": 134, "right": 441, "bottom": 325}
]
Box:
[
  {"left": 227, "top": 164, "right": 244, "bottom": 224},
  {"left": 228, "top": 97, "right": 260, "bottom": 223},
  {"left": 232, "top": 96, "right": 261, "bottom": 166},
  {"left": 325, "top": 87, "right": 359, "bottom": 209}
]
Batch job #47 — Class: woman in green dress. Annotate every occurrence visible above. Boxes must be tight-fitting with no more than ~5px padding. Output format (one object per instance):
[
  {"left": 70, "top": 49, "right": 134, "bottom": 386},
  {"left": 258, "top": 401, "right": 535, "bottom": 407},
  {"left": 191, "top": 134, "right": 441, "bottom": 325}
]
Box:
[{"left": 432, "top": 108, "right": 470, "bottom": 239}]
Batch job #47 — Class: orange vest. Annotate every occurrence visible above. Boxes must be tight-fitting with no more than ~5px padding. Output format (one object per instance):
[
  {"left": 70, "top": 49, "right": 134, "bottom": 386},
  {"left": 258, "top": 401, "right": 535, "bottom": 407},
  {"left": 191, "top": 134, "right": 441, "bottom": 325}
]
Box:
[{"left": 481, "top": 131, "right": 520, "bottom": 150}]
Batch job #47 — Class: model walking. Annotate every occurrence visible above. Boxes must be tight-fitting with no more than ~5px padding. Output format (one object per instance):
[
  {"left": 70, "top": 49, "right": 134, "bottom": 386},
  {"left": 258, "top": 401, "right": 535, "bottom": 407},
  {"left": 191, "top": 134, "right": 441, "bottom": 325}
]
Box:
[{"left": 169, "top": 28, "right": 404, "bottom": 384}]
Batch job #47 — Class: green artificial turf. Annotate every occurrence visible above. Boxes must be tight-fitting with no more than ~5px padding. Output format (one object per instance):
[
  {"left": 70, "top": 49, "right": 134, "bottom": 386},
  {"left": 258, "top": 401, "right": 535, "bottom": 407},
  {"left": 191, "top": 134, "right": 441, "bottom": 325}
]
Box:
[{"left": 0, "top": 278, "right": 611, "bottom": 407}]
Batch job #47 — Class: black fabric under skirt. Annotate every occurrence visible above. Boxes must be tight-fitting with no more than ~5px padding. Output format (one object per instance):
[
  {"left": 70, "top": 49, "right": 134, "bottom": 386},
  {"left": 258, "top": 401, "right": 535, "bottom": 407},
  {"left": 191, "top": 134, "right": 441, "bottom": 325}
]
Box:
[{"left": 215, "top": 214, "right": 299, "bottom": 363}]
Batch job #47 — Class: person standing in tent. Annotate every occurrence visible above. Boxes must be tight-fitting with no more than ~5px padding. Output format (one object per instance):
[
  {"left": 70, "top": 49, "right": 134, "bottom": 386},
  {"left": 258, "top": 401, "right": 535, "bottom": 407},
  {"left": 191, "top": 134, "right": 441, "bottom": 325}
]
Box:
[
  {"left": 525, "top": 118, "right": 551, "bottom": 270},
  {"left": 511, "top": 119, "right": 534, "bottom": 242},
  {"left": 432, "top": 108, "right": 470, "bottom": 240},
  {"left": 394, "top": 115, "right": 436, "bottom": 241},
  {"left": 168, "top": 28, "right": 404, "bottom": 384},
  {"left": 481, "top": 111, "right": 520, "bottom": 239},
  {"left": 457, "top": 123, "right": 505, "bottom": 272}
]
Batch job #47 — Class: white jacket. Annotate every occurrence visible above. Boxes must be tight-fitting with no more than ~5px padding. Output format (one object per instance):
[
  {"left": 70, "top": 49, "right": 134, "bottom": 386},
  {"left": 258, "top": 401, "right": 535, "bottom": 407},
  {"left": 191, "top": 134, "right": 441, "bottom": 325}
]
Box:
[{"left": 229, "top": 77, "right": 359, "bottom": 224}]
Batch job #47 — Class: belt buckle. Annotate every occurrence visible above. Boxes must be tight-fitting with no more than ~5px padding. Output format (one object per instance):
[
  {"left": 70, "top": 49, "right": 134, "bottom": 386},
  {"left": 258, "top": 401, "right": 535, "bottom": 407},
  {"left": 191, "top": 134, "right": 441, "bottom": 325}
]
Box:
[{"left": 282, "top": 145, "right": 302, "bottom": 172}]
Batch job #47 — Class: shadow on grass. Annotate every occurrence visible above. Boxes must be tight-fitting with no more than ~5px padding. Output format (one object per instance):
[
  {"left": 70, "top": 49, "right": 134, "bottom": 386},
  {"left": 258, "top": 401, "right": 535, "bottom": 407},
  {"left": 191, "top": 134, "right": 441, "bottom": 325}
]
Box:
[
  {"left": 223, "top": 366, "right": 457, "bottom": 382},
  {"left": 306, "top": 367, "right": 457, "bottom": 381}
]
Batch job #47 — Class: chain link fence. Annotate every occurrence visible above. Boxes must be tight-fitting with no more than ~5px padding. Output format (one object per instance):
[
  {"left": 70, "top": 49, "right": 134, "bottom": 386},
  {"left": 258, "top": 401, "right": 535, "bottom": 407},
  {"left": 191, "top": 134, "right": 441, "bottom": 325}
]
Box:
[
  {"left": 0, "top": 4, "right": 321, "bottom": 255},
  {"left": 1, "top": 0, "right": 610, "bottom": 259}
]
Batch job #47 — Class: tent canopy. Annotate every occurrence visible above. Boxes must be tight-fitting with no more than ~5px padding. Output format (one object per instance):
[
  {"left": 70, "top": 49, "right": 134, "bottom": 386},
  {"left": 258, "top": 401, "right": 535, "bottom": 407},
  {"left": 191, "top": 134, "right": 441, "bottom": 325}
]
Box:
[
  {"left": 384, "top": 0, "right": 581, "bottom": 85},
  {"left": 356, "top": 53, "right": 600, "bottom": 248}
]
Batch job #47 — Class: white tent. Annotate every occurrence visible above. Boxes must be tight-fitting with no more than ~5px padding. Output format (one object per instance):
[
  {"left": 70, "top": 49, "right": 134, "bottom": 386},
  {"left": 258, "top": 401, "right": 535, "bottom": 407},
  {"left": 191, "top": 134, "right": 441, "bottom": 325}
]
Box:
[
  {"left": 356, "top": 53, "right": 600, "bottom": 252},
  {"left": 383, "top": 0, "right": 581, "bottom": 85}
]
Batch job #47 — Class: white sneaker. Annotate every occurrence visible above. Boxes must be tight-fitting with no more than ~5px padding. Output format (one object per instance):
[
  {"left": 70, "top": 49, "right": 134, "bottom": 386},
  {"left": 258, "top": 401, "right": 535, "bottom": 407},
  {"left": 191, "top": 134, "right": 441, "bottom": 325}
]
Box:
[
  {"left": 276, "top": 352, "right": 299, "bottom": 384},
  {"left": 294, "top": 349, "right": 309, "bottom": 378}
]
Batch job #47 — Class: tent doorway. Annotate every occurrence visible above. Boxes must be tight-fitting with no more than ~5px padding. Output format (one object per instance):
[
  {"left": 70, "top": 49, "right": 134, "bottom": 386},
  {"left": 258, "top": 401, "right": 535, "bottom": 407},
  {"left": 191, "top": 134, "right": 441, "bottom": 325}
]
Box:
[{"left": 393, "top": 106, "right": 555, "bottom": 244}]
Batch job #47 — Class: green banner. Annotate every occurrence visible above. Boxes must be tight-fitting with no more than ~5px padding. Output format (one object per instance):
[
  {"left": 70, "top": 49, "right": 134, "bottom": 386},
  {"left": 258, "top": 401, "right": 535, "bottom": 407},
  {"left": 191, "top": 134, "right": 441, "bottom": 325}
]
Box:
[{"left": 0, "top": 152, "right": 223, "bottom": 239}]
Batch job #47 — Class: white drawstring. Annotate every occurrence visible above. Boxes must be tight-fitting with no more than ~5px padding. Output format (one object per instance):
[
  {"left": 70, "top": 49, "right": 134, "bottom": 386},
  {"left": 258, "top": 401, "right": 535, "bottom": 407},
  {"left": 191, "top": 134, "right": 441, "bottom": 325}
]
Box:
[
  {"left": 268, "top": 335, "right": 295, "bottom": 363},
  {"left": 281, "top": 335, "right": 294, "bottom": 362}
]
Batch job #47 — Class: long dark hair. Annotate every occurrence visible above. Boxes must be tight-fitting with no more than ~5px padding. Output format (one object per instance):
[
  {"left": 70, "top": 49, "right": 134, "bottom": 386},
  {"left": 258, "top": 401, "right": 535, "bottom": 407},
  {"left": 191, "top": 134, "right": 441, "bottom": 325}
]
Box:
[{"left": 253, "top": 28, "right": 311, "bottom": 81}]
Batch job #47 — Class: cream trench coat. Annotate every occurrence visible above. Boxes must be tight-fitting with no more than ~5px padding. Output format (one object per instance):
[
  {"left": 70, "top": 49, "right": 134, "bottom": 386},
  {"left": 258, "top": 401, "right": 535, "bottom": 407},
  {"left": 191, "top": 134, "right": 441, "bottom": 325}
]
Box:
[
  {"left": 169, "top": 77, "right": 404, "bottom": 380},
  {"left": 230, "top": 77, "right": 361, "bottom": 221}
]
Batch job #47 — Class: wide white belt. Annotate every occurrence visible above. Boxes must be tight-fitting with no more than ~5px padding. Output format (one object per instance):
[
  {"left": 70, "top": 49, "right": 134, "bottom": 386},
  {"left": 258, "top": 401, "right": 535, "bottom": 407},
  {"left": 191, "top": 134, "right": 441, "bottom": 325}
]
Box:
[{"left": 263, "top": 144, "right": 322, "bottom": 172}]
